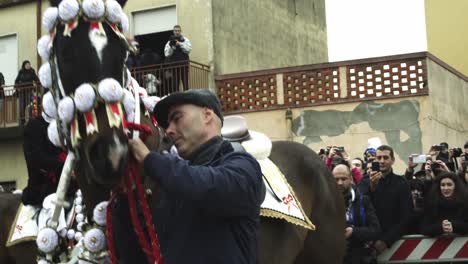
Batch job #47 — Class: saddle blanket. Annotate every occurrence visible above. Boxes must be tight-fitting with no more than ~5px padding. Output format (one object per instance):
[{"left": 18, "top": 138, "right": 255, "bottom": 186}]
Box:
[
  {"left": 7, "top": 194, "right": 68, "bottom": 247},
  {"left": 241, "top": 131, "right": 315, "bottom": 230},
  {"left": 258, "top": 158, "right": 315, "bottom": 230}
]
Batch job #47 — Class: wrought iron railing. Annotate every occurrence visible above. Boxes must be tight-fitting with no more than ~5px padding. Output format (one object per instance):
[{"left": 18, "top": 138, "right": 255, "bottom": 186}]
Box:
[{"left": 0, "top": 82, "right": 42, "bottom": 128}]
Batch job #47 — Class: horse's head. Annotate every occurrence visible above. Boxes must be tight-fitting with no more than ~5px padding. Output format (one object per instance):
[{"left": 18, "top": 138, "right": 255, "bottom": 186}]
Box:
[{"left": 39, "top": 0, "right": 159, "bottom": 197}]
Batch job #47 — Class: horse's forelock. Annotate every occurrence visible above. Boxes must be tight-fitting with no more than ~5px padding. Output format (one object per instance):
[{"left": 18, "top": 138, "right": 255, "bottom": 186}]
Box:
[{"left": 50, "top": 0, "right": 127, "bottom": 8}]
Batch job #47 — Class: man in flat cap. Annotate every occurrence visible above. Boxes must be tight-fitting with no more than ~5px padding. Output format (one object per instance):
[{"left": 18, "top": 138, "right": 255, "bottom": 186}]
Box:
[{"left": 118, "top": 89, "right": 265, "bottom": 264}]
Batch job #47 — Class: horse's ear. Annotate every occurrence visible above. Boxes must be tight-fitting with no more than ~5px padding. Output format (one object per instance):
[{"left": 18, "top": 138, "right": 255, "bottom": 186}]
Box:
[
  {"left": 49, "top": 0, "right": 61, "bottom": 7},
  {"left": 116, "top": 0, "right": 127, "bottom": 7}
]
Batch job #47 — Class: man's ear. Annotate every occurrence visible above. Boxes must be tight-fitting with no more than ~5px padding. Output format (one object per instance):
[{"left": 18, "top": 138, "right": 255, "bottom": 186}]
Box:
[{"left": 202, "top": 107, "right": 215, "bottom": 124}]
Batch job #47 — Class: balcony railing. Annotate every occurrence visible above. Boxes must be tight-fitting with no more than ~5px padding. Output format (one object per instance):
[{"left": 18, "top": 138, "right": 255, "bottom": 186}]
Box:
[
  {"left": 129, "top": 60, "right": 210, "bottom": 97},
  {"left": 0, "top": 83, "right": 42, "bottom": 128},
  {"left": 215, "top": 52, "right": 442, "bottom": 113},
  {"left": 0, "top": 60, "right": 211, "bottom": 128}
]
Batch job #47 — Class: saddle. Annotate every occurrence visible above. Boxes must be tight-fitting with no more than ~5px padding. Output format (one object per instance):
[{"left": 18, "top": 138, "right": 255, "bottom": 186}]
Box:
[
  {"left": 7, "top": 193, "right": 69, "bottom": 247},
  {"left": 221, "top": 116, "right": 315, "bottom": 230}
]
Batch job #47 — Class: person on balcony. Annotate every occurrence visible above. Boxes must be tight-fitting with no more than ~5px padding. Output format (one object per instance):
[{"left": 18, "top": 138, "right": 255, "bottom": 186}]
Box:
[
  {"left": 14, "top": 60, "right": 39, "bottom": 125},
  {"left": 164, "top": 25, "right": 192, "bottom": 94},
  {"left": 420, "top": 172, "right": 468, "bottom": 237}
]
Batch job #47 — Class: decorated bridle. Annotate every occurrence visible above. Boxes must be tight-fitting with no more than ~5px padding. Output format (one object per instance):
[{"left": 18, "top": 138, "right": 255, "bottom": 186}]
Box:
[{"left": 34, "top": 1, "right": 163, "bottom": 263}]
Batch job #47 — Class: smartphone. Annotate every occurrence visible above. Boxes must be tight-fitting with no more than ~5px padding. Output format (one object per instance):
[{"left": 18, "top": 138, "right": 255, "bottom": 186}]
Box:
[
  {"left": 371, "top": 161, "right": 380, "bottom": 172},
  {"left": 412, "top": 154, "right": 427, "bottom": 164}
]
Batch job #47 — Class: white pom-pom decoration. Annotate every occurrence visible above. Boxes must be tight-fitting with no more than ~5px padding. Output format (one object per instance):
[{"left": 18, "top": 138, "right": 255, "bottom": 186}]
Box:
[
  {"left": 83, "top": 228, "right": 106, "bottom": 253},
  {"left": 43, "top": 7, "right": 58, "bottom": 32},
  {"left": 82, "top": 0, "right": 105, "bottom": 19},
  {"left": 74, "top": 83, "right": 96, "bottom": 112},
  {"left": 58, "top": 96, "right": 75, "bottom": 124},
  {"left": 75, "top": 232, "right": 83, "bottom": 241},
  {"left": 76, "top": 189, "right": 82, "bottom": 196},
  {"left": 77, "top": 222, "right": 85, "bottom": 232},
  {"left": 42, "top": 92, "right": 58, "bottom": 119},
  {"left": 121, "top": 13, "right": 129, "bottom": 32},
  {"left": 59, "top": 228, "right": 68, "bottom": 238},
  {"left": 38, "top": 259, "right": 50, "bottom": 264},
  {"left": 75, "top": 196, "right": 83, "bottom": 205},
  {"left": 142, "top": 96, "right": 161, "bottom": 113},
  {"left": 38, "top": 63, "right": 52, "bottom": 88},
  {"left": 58, "top": 0, "right": 80, "bottom": 22},
  {"left": 76, "top": 213, "right": 85, "bottom": 223},
  {"left": 93, "top": 201, "right": 108, "bottom": 226},
  {"left": 106, "top": 0, "right": 123, "bottom": 23},
  {"left": 47, "top": 120, "right": 62, "bottom": 147},
  {"left": 67, "top": 229, "right": 76, "bottom": 240},
  {"left": 122, "top": 89, "right": 135, "bottom": 122},
  {"left": 98, "top": 78, "right": 124, "bottom": 103},
  {"left": 36, "top": 228, "right": 59, "bottom": 253},
  {"left": 78, "top": 260, "right": 93, "bottom": 264},
  {"left": 75, "top": 205, "right": 83, "bottom": 214},
  {"left": 37, "top": 35, "right": 52, "bottom": 61}
]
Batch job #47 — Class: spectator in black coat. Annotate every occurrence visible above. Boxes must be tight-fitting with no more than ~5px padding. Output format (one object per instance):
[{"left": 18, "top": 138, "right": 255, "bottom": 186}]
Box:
[
  {"left": 15, "top": 60, "right": 39, "bottom": 125},
  {"left": 22, "top": 111, "right": 66, "bottom": 206},
  {"left": 333, "top": 164, "right": 380, "bottom": 264},
  {"left": 359, "top": 145, "right": 412, "bottom": 254},
  {"left": 420, "top": 172, "right": 468, "bottom": 236}
]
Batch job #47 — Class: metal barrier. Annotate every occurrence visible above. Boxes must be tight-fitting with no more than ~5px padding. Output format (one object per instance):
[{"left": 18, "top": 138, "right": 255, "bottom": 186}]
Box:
[
  {"left": 129, "top": 60, "right": 210, "bottom": 97},
  {"left": 0, "top": 82, "right": 42, "bottom": 128},
  {"left": 378, "top": 235, "right": 468, "bottom": 263}
]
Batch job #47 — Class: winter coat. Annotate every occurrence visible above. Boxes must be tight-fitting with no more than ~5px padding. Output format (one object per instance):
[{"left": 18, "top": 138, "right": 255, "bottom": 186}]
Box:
[
  {"left": 420, "top": 197, "right": 468, "bottom": 236},
  {"left": 112, "top": 136, "right": 265, "bottom": 264}
]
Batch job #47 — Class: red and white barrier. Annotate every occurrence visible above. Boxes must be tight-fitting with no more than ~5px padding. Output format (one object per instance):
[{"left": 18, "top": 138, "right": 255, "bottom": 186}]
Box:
[{"left": 378, "top": 235, "right": 468, "bottom": 263}]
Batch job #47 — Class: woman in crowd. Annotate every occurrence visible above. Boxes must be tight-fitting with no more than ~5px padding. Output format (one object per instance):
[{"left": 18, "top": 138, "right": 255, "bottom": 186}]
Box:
[
  {"left": 14, "top": 60, "right": 39, "bottom": 125},
  {"left": 420, "top": 172, "right": 468, "bottom": 236}
]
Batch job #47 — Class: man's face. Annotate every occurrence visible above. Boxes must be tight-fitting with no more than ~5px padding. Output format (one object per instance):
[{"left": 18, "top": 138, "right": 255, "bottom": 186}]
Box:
[
  {"left": 352, "top": 159, "right": 363, "bottom": 170},
  {"left": 333, "top": 168, "right": 352, "bottom": 194},
  {"left": 174, "top": 27, "right": 182, "bottom": 37},
  {"left": 376, "top": 149, "right": 394, "bottom": 173},
  {"left": 165, "top": 104, "right": 206, "bottom": 159}
]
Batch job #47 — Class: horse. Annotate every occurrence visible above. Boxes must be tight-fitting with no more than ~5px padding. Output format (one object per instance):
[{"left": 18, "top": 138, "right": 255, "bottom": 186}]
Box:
[{"left": 0, "top": 0, "right": 346, "bottom": 262}]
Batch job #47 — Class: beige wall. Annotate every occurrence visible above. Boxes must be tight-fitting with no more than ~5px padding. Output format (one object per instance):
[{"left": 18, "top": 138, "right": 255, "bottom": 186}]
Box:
[
  {"left": 425, "top": 0, "right": 468, "bottom": 76},
  {"left": 426, "top": 58, "right": 468, "bottom": 148},
  {"left": 0, "top": 1, "right": 38, "bottom": 80},
  {"left": 238, "top": 97, "right": 429, "bottom": 174},
  {"left": 212, "top": 0, "right": 328, "bottom": 75},
  {"left": 0, "top": 140, "right": 27, "bottom": 189}
]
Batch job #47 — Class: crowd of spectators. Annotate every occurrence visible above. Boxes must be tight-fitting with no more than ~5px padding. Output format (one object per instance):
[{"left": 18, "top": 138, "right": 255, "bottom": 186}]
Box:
[{"left": 322, "top": 142, "right": 468, "bottom": 264}]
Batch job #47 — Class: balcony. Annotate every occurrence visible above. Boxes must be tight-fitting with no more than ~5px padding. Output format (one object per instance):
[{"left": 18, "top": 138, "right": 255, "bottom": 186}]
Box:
[
  {"left": 215, "top": 52, "right": 466, "bottom": 114},
  {"left": 0, "top": 60, "right": 210, "bottom": 135}
]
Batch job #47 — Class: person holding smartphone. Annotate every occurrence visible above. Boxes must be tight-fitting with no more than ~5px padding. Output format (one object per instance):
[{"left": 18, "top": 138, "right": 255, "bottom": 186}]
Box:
[{"left": 360, "top": 145, "right": 412, "bottom": 255}]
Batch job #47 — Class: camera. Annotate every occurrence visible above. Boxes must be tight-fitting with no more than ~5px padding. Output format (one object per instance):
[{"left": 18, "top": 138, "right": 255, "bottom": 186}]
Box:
[
  {"left": 335, "top": 146, "right": 345, "bottom": 153},
  {"left": 371, "top": 161, "right": 380, "bottom": 172},
  {"left": 452, "top": 148, "right": 463, "bottom": 158},
  {"left": 169, "top": 35, "right": 183, "bottom": 46},
  {"left": 432, "top": 144, "right": 445, "bottom": 152},
  {"left": 431, "top": 162, "right": 441, "bottom": 171}
]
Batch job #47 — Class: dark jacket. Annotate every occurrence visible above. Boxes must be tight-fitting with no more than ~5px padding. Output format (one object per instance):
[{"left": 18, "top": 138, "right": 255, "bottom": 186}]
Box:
[
  {"left": 344, "top": 187, "right": 380, "bottom": 264},
  {"left": 113, "top": 136, "right": 265, "bottom": 264},
  {"left": 15, "top": 68, "right": 38, "bottom": 85},
  {"left": 360, "top": 171, "right": 412, "bottom": 247},
  {"left": 22, "top": 115, "right": 65, "bottom": 206},
  {"left": 420, "top": 197, "right": 468, "bottom": 236},
  {"left": 0, "top": 72, "right": 4, "bottom": 86}
]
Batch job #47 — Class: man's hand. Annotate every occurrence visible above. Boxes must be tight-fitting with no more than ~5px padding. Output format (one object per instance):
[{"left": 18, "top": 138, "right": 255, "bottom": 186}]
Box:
[
  {"left": 128, "top": 138, "right": 150, "bottom": 163},
  {"left": 374, "top": 240, "right": 388, "bottom": 254},
  {"left": 434, "top": 160, "right": 450, "bottom": 172},
  {"left": 345, "top": 227, "right": 353, "bottom": 239},
  {"left": 442, "top": 220, "right": 453, "bottom": 233},
  {"left": 370, "top": 171, "right": 382, "bottom": 192}
]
